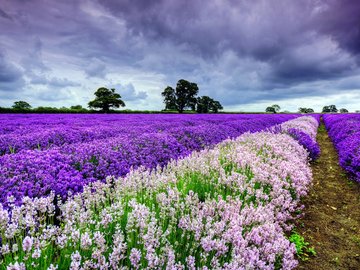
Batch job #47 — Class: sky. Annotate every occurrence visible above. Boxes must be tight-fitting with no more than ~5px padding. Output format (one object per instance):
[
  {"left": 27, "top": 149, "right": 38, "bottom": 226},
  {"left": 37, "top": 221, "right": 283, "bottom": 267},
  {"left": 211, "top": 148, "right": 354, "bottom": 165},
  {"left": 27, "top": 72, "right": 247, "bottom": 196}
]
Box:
[{"left": 1, "top": 0, "right": 360, "bottom": 112}]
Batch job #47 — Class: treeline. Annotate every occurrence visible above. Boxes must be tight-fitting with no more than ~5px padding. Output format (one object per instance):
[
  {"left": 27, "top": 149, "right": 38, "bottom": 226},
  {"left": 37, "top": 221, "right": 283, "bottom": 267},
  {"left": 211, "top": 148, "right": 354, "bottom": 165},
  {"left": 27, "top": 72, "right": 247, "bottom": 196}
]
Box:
[
  {"left": 264, "top": 104, "right": 353, "bottom": 114},
  {"left": 0, "top": 105, "right": 88, "bottom": 114},
  {"left": 1, "top": 80, "right": 225, "bottom": 114},
  {"left": 161, "top": 79, "right": 223, "bottom": 113},
  {"left": 0, "top": 106, "right": 274, "bottom": 114},
  {"left": 0, "top": 106, "right": 193, "bottom": 114},
  {"left": 2, "top": 85, "right": 356, "bottom": 114}
]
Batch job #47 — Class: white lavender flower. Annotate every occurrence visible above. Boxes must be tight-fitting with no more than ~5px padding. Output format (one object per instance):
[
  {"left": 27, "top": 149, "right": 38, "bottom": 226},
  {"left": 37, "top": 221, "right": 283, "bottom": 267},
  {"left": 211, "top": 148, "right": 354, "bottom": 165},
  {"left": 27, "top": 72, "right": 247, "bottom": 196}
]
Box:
[
  {"left": 22, "top": 236, "right": 33, "bottom": 253},
  {"left": 6, "top": 262, "right": 25, "bottom": 270},
  {"left": 80, "top": 232, "right": 92, "bottom": 250},
  {"left": 130, "top": 248, "right": 141, "bottom": 269}
]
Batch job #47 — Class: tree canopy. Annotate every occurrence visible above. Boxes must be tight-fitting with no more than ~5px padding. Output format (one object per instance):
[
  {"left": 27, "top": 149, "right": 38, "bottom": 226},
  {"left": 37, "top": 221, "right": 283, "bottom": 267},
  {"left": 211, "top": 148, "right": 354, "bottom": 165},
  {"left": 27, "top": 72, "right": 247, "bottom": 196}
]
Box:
[
  {"left": 70, "top": 105, "right": 84, "bottom": 110},
  {"left": 161, "top": 86, "right": 177, "bottom": 110},
  {"left": 12, "top": 101, "right": 31, "bottom": 110},
  {"left": 271, "top": 104, "right": 281, "bottom": 112},
  {"left": 175, "top": 79, "right": 199, "bottom": 113},
  {"left": 196, "top": 96, "right": 223, "bottom": 113},
  {"left": 88, "top": 87, "right": 125, "bottom": 112},
  {"left": 322, "top": 105, "right": 338, "bottom": 113},
  {"left": 298, "top": 107, "right": 314, "bottom": 113},
  {"left": 161, "top": 79, "right": 223, "bottom": 113},
  {"left": 339, "top": 108, "right": 349, "bottom": 113},
  {"left": 265, "top": 104, "right": 281, "bottom": 113},
  {"left": 265, "top": 107, "right": 276, "bottom": 113}
]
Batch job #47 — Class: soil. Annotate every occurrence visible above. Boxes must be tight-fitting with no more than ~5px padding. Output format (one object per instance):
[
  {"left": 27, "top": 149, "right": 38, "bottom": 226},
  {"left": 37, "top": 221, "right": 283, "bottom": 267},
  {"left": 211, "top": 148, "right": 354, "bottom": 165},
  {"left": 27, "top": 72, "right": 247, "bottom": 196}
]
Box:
[{"left": 296, "top": 122, "right": 360, "bottom": 270}]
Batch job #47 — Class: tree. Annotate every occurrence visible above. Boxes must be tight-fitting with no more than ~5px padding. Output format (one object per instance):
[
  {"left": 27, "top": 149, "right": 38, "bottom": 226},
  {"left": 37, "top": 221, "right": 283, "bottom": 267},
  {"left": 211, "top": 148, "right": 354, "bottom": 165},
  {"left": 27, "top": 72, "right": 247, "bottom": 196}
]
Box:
[
  {"left": 265, "top": 104, "right": 280, "bottom": 113},
  {"left": 340, "top": 108, "right": 349, "bottom": 113},
  {"left": 265, "top": 104, "right": 281, "bottom": 113},
  {"left": 12, "top": 101, "right": 31, "bottom": 110},
  {"left": 298, "top": 107, "right": 314, "bottom": 113},
  {"left": 196, "top": 96, "right": 211, "bottom": 113},
  {"left": 298, "top": 107, "right": 306, "bottom": 113},
  {"left": 210, "top": 100, "right": 223, "bottom": 113},
  {"left": 322, "top": 105, "right": 338, "bottom": 113},
  {"left": 161, "top": 80, "right": 222, "bottom": 113},
  {"left": 161, "top": 86, "right": 177, "bottom": 110},
  {"left": 70, "top": 105, "right": 84, "bottom": 110},
  {"left": 196, "top": 96, "right": 222, "bottom": 113},
  {"left": 306, "top": 108, "right": 314, "bottom": 113},
  {"left": 175, "top": 79, "right": 199, "bottom": 113},
  {"left": 271, "top": 104, "right": 281, "bottom": 113},
  {"left": 88, "top": 87, "right": 125, "bottom": 112},
  {"left": 266, "top": 106, "right": 276, "bottom": 113}
]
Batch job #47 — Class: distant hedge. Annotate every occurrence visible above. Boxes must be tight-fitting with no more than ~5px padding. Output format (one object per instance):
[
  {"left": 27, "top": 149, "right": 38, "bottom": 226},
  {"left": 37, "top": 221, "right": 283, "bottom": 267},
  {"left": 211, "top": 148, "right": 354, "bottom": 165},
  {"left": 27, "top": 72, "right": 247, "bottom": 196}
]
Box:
[{"left": 0, "top": 107, "right": 304, "bottom": 114}]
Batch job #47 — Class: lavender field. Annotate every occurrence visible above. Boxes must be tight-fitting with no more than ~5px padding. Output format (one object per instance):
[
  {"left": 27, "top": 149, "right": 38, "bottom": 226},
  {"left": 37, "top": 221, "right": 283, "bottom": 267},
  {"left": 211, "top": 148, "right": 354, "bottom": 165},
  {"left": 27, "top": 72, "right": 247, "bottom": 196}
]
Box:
[
  {"left": 0, "top": 114, "right": 324, "bottom": 269},
  {"left": 0, "top": 114, "right": 299, "bottom": 206},
  {"left": 3, "top": 1, "right": 360, "bottom": 268},
  {"left": 324, "top": 114, "right": 360, "bottom": 183}
]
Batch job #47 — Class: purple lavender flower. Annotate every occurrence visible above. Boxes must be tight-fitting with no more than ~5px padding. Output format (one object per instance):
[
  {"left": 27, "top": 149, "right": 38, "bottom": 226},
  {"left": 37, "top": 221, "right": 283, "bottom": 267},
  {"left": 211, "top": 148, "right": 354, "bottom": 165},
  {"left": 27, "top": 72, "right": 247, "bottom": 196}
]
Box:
[
  {"left": 286, "top": 128, "right": 320, "bottom": 161},
  {"left": 0, "top": 114, "right": 299, "bottom": 206},
  {"left": 324, "top": 114, "right": 360, "bottom": 183}
]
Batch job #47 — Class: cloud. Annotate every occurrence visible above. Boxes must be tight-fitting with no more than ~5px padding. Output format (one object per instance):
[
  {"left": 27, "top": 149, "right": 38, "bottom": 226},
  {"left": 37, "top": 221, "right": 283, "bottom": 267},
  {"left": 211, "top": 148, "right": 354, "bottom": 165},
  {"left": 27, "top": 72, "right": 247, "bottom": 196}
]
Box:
[
  {"left": 0, "top": 8, "right": 12, "bottom": 21},
  {"left": 115, "top": 83, "right": 148, "bottom": 101},
  {"left": 30, "top": 74, "right": 81, "bottom": 88},
  {"left": 30, "top": 88, "right": 76, "bottom": 102},
  {"left": 83, "top": 58, "right": 107, "bottom": 78},
  {"left": 0, "top": 55, "right": 22, "bottom": 83},
  {"left": 0, "top": 51, "right": 25, "bottom": 92},
  {"left": 1, "top": 0, "right": 360, "bottom": 111},
  {"left": 21, "top": 37, "right": 50, "bottom": 73},
  {"left": 99, "top": 0, "right": 360, "bottom": 76},
  {"left": 266, "top": 34, "right": 357, "bottom": 86},
  {"left": 48, "top": 77, "right": 81, "bottom": 88},
  {"left": 313, "top": 0, "right": 360, "bottom": 56}
]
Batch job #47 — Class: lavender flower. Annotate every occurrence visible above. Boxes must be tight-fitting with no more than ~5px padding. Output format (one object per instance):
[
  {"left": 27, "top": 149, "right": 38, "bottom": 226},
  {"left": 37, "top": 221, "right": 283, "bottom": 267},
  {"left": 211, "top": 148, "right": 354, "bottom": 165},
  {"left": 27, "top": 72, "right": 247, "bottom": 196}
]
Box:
[
  {"left": 130, "top": 248, "right": 141, "bottom": 269},
  {"left": 22, "top": 236, "right": 33, "bottom": 253},
  {"left": 0, "top": 114, "right": 298, "bottom": 206},
  {"left": 0, "top": 115, "right": 319, "bottom": 269},
  {"left": 286, "top": 128, "right": 320, "bottom": 161},
  {"left": 324, "top": 114, "right": 360, "bottom": 183}
]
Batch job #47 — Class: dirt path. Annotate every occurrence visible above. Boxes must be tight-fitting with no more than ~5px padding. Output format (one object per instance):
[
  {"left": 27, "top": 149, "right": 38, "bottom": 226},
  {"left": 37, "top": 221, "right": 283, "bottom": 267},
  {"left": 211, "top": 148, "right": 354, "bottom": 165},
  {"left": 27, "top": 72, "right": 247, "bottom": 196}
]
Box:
[{"left": 296, "top": 123, "right": 360, "bottom": 269}]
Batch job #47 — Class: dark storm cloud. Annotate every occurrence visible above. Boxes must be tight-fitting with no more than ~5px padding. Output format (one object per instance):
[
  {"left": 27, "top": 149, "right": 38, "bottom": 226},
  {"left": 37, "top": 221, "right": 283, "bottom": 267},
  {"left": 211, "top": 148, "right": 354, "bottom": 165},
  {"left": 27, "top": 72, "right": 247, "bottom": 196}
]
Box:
[
  {"left": 97, "top": 1, "right": 360, "bottom": 87},
  {"left": 1, "top": 0, "right": 360, "bottom": 109},
  {"left": 314, "top": 0, "right": 360, "bottom": 56},
  {"left": 0, "top": 8, "right": 12, "bottom": 20},
  {"left": 20, "top": 37, "right": 51, "bottom": 74},
  {"left": 0, "top": 51, "right": 25, "bottom": 92},
  {"left": 0, "top": 53, "right": 21, "bottom": 82}
]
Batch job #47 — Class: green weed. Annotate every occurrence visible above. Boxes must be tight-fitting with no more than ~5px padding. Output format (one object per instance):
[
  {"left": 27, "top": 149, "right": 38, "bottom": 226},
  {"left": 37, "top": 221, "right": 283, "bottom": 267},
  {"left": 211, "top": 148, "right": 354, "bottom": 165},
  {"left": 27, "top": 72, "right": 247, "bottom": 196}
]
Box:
[
  {"left": 351, "top": 236, "right": 360, "bottom": 247},
  {"left": 318, "top": 125, "right": 326, "bottom": 133},
  {"left": 288, "top": 231, "right": 316, "bottom": 261}
]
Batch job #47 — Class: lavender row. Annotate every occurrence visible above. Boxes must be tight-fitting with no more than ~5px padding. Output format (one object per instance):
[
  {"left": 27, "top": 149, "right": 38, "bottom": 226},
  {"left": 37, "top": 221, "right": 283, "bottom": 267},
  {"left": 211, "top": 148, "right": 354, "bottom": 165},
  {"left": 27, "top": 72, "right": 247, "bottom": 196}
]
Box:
[
  {"left": 0, "top": 116, "right": 318, "bottom": 269},
  {"left": 0, "top": 114, "right": 299, "bottom": 155},
  {"left": 0, "top": 114, "right": 298, "bottom": 206},
  {"left": 323, "top": 114, "right": 360, "bottom": 183},
  {"left": 0, "top": 114, "right": 220, "bottom": 154},
  {"left": 272, "top": 116, "right": 321, "bottom": 161}
]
